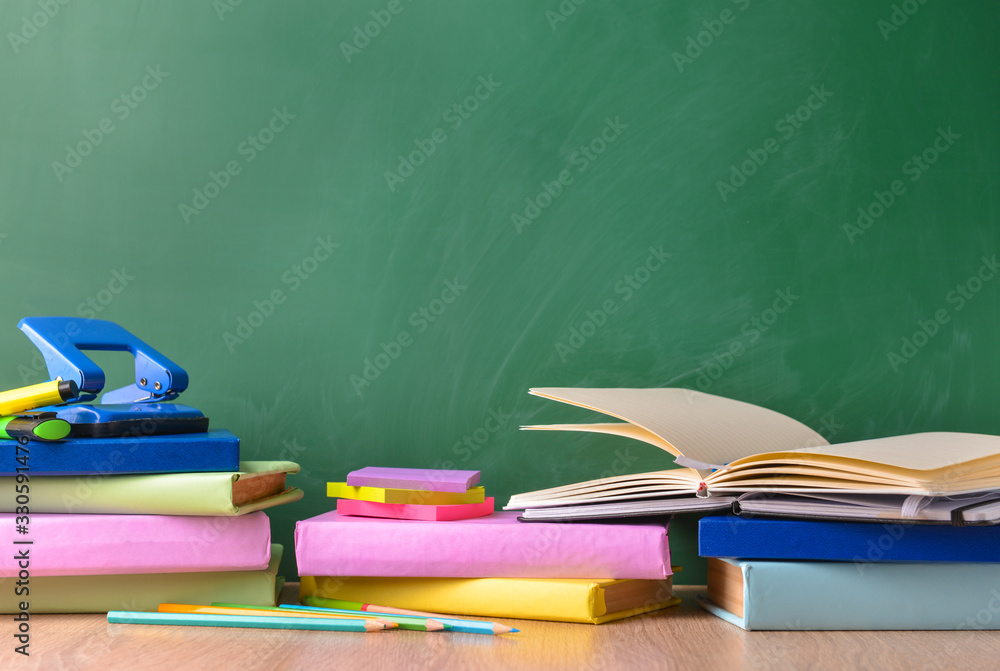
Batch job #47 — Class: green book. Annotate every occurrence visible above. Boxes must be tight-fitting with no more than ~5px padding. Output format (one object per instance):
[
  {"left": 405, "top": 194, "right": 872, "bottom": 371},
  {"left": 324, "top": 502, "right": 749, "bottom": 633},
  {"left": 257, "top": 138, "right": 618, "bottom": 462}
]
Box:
[
  {"left": 0, "top": 545, "right": 284, "bottom": 614},
  {"left": 0, "top": 462, "right": 302, "bottom": 515}
]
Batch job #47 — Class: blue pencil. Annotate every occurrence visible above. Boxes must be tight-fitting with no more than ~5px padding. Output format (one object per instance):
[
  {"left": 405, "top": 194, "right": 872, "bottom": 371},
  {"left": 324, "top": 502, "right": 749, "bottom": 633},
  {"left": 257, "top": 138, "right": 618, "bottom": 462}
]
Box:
[
  {"left": 107, "top": 610, "right": 390, "bottom": 632},
  {"left": 279, "top": 604, "right": 517, "bottom": 635}
]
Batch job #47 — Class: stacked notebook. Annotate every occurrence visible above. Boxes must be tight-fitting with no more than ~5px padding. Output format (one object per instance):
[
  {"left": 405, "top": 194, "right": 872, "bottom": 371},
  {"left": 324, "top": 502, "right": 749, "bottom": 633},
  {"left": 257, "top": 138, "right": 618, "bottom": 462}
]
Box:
[
  {"left": 296, "top": 467, "right": 680, "bottom": 624},
  {"left": 699, "top": 517, "right": 1000, "bottom": 630},
  {"left": 503, "top": 387, "right": 1000, "bottom": 630},
  {"left": 0, "top": 441, "right": 300, "bottom": 613},
  {"left": 0, "top": 318, "right": 303, "bottom": 614}
]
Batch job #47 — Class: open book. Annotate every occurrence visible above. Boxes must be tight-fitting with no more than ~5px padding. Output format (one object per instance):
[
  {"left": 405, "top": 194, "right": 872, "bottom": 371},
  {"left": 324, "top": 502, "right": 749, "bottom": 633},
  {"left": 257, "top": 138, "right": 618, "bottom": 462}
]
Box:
[{"left": 504, "top": 388, "right": 1000, "bottom": 523}]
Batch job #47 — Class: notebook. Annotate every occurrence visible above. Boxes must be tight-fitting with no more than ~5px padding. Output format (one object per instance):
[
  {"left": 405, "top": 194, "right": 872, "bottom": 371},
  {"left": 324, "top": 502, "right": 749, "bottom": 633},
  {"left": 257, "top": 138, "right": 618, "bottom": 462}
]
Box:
[{"left": 506, "top": 388, "right": 1000, "bottom": 517}]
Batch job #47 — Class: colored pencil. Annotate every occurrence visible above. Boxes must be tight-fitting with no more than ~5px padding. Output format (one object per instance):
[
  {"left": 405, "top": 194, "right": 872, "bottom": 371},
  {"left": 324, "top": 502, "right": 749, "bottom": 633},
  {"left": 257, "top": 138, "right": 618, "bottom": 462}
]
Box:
[
  {"left": 158, "top": 603, "right": 400, "bottom": 627},
  {"left": 292, "top": 598, "right": 518, "bottom": 635},
  {"left": 107, "top": 610, "right": 391, "bottom": 632},
  {"left": 208, "top": 602, "right": 445, "bottom": 631}
]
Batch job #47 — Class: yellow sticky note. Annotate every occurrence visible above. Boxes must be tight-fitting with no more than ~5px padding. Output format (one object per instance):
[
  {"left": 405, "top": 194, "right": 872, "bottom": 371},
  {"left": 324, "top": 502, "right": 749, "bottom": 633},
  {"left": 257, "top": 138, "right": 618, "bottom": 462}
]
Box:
[{"left": 326, "top": 483, "right": 486, "bottom": 505}]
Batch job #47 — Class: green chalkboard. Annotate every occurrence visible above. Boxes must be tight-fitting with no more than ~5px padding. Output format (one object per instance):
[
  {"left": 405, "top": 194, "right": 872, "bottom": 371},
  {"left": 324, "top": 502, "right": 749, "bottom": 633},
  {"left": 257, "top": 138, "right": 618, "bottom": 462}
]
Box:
[{"left": 1, "top": 1, "right": 998, "bottom": 585}]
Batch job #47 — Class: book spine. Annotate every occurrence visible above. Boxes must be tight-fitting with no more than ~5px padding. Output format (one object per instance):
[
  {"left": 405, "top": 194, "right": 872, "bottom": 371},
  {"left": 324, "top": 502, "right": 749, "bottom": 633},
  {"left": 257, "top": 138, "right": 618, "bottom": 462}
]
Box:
[
  {"left": 0, "top": 472, "right": 238, "bottom": 515},
  {"left": 699, "top": 517, "right": 1000, "bottom": 563},
  {"left": 295, "top": 513, "right": 671, "bottom": 579},
  {"left": 0, "top": 511, "right": 272, "bottom": 577},
  {"left": 0, "top": 545, "right": 283, "bottom": 613},
  {"left": 0, "top": 430, "right": 240, "bottom": 476},
  {"left": 738, "top": 559, "right": 1000, "bottom": 630}
]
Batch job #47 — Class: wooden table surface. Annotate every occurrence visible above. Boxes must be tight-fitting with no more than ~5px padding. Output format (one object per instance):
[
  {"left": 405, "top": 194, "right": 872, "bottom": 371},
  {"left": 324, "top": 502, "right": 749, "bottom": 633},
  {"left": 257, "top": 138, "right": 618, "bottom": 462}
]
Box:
[{"left": 16, "top": 585, "right": 1000, "bottom": 670}]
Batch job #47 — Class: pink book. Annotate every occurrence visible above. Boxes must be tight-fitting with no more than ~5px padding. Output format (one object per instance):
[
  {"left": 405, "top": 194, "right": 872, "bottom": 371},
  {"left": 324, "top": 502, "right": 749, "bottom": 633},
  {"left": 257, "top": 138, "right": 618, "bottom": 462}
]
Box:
[
  {"left": 1, "top": 511, "right": 271, "bottom": 577},
  {"left": 336, "top": 497, "right": 495, "bottom": 521},
  {"left": 295, "top": 510, "right": 671, "bottom": 579},
  {"left": 346, "top": 467, "right": 480, "bottom": 493}
]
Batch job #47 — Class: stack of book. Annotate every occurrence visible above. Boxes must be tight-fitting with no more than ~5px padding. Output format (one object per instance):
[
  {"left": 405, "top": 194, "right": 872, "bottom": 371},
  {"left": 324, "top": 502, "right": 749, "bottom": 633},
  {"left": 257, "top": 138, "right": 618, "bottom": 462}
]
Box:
[
  {"left": 504, "top": 387, "right": 1000, "bottom": 630},
  {"left": 698, "top": 516, "right": 1000, "bottom": 630},
  {"left": 0, "top": 384, "right": 301, "bottom": 613},
  {"left": 296, "top": 466, "right": 680, "bottom": 624}
]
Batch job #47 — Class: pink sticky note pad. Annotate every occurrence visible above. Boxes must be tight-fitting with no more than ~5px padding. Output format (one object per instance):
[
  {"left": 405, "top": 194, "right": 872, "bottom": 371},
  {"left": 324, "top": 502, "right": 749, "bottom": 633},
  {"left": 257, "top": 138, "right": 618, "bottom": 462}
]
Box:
[
  {"left": 346, "top": 467, "right": 480, "bottom": 493},
  {"left": 336, "top": 497, "right": 495, "bottom": 521}
]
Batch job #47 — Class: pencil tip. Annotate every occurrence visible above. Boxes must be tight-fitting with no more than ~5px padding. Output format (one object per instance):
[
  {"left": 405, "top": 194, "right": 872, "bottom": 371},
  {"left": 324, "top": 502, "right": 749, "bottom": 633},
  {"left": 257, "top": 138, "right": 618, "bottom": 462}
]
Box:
[
  {"left": 366, "top": 621, "right": 397, "bottom": 631},
  {"left": 426, "top": 619, "right": 445, "bottom": 631}
]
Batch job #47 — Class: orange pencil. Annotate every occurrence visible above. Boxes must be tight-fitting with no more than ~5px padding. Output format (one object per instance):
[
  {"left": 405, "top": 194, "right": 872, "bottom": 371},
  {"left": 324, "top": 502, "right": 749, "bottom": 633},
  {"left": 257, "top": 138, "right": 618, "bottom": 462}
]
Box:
[{"left": 207, "top": 602, "right": 445, "bottom": 631}]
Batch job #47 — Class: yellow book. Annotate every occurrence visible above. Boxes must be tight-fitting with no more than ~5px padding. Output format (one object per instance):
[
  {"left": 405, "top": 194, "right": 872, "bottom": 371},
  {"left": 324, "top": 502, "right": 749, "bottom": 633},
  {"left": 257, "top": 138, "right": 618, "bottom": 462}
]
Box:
[
  {"left": 327, "top": 483, "right": 485, "bottom": 505},
  {"left": 300, "top": 574, "right": 679, "bottom": 624}
]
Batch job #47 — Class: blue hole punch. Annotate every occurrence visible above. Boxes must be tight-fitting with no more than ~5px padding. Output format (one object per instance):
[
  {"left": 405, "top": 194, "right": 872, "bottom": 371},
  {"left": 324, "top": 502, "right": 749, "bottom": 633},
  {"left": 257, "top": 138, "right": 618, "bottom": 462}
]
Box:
[{"left": 17, "top": 317, "right": 208, "bottom": 437}]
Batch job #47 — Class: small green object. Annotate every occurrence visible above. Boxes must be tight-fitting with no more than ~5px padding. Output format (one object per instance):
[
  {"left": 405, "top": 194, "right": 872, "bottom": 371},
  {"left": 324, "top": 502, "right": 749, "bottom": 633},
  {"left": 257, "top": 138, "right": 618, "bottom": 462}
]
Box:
[
  {"left": 303, "top": 597, "right": 364, "bottom": 611},
  {"left": 0, "top": 413, "right": 71, "bottom": 443},
  {"left": 212, "top": 601, "right": 442, "bottom": 631}
]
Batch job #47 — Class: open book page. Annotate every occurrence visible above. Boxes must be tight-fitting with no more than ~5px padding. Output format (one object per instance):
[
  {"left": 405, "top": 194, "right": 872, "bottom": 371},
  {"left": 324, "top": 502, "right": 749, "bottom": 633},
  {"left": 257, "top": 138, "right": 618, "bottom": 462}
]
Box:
[
  {"left": 521, "top": 423, "right": 681, "bottom": 456},
  {"left": 776, "top": 432, "right": 1000, "bottom": 471},
  {"left": 528, "top": 388, "right": 827, "bottom": 467},
  {"left": 505, "top": 469, "right": 701, "bottom": 508},
  {"left": 707, "top": 434, "right": 1000, "bottom": 494}
]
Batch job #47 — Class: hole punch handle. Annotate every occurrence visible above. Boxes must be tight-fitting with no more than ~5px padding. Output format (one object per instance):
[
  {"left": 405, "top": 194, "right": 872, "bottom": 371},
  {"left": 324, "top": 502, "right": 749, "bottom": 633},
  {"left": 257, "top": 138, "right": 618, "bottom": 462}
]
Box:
[{"left": 17, "top": 317, "right": 188, "bottom": 403}]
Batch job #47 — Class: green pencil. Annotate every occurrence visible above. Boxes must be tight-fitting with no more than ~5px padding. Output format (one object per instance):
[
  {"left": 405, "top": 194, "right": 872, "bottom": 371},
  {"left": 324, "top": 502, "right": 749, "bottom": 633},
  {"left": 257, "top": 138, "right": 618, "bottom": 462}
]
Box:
[
  {"left": 107, "top": 610, "right": 389, "bottom": 632},
  {"left": 210, "top": 602, "right": 446, "bottom": 631},
  {"left": 295, "top": 597, "right": 518, "bottom": 635}
]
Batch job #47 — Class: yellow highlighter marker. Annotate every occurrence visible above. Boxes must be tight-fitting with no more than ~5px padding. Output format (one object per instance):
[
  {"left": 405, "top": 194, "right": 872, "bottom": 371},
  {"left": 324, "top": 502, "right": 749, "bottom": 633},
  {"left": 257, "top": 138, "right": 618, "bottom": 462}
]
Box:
[{"left": 0, "top": 379, "right": 79, "bottom": 416}]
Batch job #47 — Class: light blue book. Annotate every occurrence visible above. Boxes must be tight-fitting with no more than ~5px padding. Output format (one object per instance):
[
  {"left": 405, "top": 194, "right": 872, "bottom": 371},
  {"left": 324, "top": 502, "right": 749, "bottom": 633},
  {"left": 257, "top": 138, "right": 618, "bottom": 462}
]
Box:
[{"left": 700, "top": 557, "right": 1000, "bottom": 630}]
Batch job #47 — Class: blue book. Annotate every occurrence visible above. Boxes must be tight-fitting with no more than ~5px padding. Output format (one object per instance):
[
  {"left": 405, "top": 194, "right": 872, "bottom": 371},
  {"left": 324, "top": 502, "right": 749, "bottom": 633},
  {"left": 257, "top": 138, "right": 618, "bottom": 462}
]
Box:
[
  {"left": 699, "top": 515, "right": 1000, "bottom": 563},
  {"left": 701, "top": 557, "right": 1000, "bottom": 630},
  {"left": 0, "top": 429, "right": 239, "bottom": 475}
]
